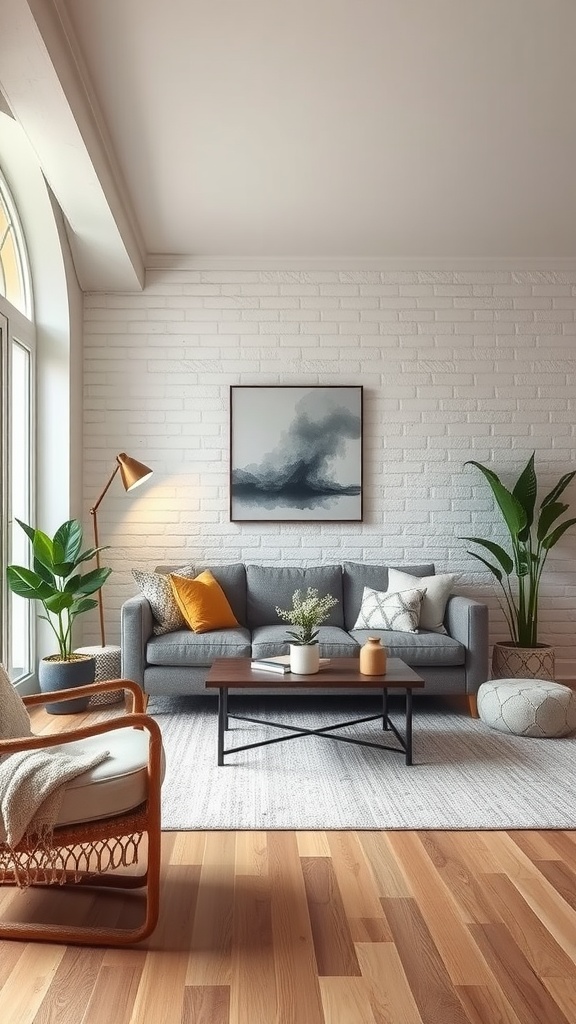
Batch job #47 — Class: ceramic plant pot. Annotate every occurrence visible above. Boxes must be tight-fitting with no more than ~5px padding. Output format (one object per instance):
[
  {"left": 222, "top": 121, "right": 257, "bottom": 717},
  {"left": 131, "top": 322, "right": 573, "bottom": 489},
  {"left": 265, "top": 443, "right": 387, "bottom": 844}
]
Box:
[
  {"left": 38, "top": 653, "right": 96, "bottom": 714},
  {"left": 491, "top": 641, "right": 555, "bottom": 682},
  {"left": 289, "top": 644, "right": 320, "bottom": 675}
]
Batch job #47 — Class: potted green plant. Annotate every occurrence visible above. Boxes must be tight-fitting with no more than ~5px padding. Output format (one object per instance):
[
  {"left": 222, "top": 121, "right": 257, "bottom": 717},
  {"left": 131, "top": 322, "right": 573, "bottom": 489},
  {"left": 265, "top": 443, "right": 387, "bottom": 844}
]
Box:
[
  {"left": 276, "top": 587, "right": 338, "bottom": 674},
  {"left": 462, "top": 452, "right": 576, "bottom": 680},
  {"left": 6, "top": 518, "right": 111, "bottom": 713}
]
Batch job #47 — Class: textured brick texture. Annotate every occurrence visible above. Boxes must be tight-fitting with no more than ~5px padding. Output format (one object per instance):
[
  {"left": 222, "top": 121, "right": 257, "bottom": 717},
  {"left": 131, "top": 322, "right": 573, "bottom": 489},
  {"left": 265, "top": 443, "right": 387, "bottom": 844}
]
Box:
[{"left": 82, "top": 265, "right": 576, "bottom": 673}]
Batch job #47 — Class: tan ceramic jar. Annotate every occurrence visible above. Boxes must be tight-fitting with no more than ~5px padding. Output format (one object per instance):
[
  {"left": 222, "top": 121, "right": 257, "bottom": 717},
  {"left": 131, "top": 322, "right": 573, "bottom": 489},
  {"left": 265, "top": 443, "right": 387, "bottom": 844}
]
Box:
[{"left": 359, "top": 636, "right": 387, "bottom": 675}]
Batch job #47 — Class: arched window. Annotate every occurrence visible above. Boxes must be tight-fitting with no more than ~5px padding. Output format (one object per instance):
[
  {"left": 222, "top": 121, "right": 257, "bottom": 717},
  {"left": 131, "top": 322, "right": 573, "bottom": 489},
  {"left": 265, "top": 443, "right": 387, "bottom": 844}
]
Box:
[
  {"left": 0, "top": 169, "right": 35, "bottom": 683},
  {"left": 0, "top": 168, "right": 31, "bottom": 316}
]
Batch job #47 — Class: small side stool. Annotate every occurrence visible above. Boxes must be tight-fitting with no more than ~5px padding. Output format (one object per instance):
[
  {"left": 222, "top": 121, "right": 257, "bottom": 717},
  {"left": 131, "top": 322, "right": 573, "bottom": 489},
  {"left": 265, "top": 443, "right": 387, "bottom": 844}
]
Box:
[
  {"left": 477, "top": 678, "right": 576, "bottom": 738},
  {"left": 74, "top": 645, "right": 123, "bottom": 706}
]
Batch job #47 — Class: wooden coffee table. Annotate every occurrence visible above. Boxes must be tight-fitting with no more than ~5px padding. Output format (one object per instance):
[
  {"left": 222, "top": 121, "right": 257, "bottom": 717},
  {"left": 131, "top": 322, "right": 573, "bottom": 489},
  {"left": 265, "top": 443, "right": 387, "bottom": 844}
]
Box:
[{"left": 205, "top": 656, "right": 425, "bottom": 766}]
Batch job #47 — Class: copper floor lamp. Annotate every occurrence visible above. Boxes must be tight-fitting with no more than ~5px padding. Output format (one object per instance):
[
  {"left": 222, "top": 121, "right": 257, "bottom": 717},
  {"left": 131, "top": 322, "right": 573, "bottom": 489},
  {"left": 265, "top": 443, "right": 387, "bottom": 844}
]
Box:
[{"left": 90, "top": 452, "right": 153, "bottom": 647}]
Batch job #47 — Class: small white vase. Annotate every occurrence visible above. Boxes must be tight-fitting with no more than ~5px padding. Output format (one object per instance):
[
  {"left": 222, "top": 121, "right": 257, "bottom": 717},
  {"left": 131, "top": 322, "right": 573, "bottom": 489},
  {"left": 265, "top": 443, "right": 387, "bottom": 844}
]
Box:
[{"left": 289, "top": 643, "right": 320, "bottom": 675}]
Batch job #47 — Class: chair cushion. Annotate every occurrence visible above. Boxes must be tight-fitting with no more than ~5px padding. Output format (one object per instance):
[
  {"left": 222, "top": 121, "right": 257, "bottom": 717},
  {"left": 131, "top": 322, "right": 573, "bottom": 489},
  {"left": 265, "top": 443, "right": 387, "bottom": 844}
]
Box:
[
  {"left": 55, "top": 728, "right": 165, "bottom": 826},
  {"left": 169, "top": 570, "right": 239, "bottom": 632}
]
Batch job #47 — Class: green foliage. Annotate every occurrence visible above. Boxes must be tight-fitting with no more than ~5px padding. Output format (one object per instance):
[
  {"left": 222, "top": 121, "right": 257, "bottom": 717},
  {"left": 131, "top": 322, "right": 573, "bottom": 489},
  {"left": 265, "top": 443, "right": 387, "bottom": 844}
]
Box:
[
  {"left": 6, "top": 518, "right": 111, "bottom": 661},
  {"left": 276, "top": 588, "right": 339, "bottom": 646},
  {"left": 462, "top": 453, "right": 576, "bottom": 646}
]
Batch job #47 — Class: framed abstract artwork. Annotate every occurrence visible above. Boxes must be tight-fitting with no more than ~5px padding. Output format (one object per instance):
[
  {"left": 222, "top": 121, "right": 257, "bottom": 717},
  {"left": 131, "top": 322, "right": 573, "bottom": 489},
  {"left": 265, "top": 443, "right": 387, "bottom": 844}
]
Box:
[{"left": 229, "top": 385, "right": 363, "bottom": 522}]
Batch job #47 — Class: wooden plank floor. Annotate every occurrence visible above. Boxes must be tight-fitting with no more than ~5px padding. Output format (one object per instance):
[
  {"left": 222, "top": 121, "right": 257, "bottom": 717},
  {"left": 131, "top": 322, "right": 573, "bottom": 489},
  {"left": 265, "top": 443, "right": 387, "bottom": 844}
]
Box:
[{"left": 0, "top": 704, "right": 575, "bottom": 1023}]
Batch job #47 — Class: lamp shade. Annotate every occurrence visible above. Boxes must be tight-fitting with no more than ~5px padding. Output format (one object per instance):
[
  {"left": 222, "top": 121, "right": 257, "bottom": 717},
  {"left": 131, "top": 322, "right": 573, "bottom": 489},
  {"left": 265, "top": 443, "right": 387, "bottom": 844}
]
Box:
[{"left": 117, "top": 452, "right": 153, "bottom": 492}]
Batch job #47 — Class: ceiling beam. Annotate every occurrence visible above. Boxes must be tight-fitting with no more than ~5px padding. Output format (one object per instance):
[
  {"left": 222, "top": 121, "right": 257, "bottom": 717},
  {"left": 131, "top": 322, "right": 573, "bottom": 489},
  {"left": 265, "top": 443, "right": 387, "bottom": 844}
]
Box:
[{"left": 0, "top": 0, "right": 145, "bottom": 291}]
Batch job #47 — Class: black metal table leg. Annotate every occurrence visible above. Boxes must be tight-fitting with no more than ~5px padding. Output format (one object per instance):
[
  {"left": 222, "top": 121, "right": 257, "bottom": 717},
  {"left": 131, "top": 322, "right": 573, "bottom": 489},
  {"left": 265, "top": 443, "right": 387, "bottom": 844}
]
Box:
[
  {"left": 382, "top": 687, "right": 389, "bottom": 729},
  {"left": 218, "top": 688, "right": 227, "bottom": 765},
  {"left": 223, "top": 687, "right": 229, "bottom": 730},
  {"left": 405, "top": 688, "right": 413, "bottom": 765}
]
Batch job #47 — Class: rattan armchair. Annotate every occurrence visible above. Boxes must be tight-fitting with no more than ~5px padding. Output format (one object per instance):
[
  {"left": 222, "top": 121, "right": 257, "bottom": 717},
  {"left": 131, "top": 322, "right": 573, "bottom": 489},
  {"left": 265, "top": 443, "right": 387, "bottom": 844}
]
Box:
[{"left": 0, "top": 678, "right": 162, "bottom": 946}]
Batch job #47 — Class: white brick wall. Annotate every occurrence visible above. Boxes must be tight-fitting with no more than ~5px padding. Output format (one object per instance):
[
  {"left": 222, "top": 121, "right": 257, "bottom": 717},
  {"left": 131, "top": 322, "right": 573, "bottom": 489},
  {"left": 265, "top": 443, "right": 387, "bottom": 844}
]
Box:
[{"left": 82, "top": 264, "right": 576, "bottom": 675}]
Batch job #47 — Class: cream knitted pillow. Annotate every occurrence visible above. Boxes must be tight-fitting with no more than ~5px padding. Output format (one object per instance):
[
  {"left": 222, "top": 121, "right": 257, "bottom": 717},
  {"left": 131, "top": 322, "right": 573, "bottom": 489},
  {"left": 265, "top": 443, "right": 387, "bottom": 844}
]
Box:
[
  {"left": 353, "top": 586, "right": 425, "bottom": 632},
  {"left": 0, "top": 664, "right": 31, "bottom": 739}
]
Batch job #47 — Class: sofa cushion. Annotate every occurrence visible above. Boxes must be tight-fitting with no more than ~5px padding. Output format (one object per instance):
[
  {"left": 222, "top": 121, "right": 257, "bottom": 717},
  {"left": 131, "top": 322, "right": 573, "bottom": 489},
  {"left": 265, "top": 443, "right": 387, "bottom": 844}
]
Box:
[
  {"left": 156, "top": 563, "right": 247, "bottom": 626},
  {"left": 246, "top": 565, "right": 344, "bottom": 629},
  {"left": 342, "top": 562, "right": 435, "bottom": 630},
  {"left": 353, "top": 586, "right": 425, "bottom": 632},
  {"left": 146, "top": 627, "right": 251, "bottom": 668},
  {"left": 251, "top": 625, "right": 359, "bottom": 660},
  {"left": 350, "top": 628, "right": 465, "bottom": 667},
  {"left": 169, "top": 570, "right": 239, "bottom": 632}
]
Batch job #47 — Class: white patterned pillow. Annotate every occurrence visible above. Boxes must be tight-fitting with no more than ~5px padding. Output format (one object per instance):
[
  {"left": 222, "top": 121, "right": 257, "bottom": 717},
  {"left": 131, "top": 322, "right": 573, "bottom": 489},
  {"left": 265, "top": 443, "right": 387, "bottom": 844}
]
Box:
[
  {"left": 353, "top": 586, "right": 425, "bottom": 632},
  {"left": 133, "top": 568, "right": 194, "bottom": 635},
  {"left": 387, "top": 568, "right": 456, "bottom": 633}
]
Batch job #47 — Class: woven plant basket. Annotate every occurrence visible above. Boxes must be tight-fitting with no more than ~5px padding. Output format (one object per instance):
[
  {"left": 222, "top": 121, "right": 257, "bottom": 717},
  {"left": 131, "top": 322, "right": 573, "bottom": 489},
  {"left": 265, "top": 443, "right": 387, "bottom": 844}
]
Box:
[{"left": 491, "top": 641, "right": 555, "bottom": 682}]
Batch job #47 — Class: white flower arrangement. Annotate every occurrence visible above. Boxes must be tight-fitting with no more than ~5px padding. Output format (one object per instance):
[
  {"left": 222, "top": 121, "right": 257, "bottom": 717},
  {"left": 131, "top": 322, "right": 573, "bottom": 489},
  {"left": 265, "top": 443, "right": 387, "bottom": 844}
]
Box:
[{"left": 275, "top": 587, "right": 338, "bottom": 646}]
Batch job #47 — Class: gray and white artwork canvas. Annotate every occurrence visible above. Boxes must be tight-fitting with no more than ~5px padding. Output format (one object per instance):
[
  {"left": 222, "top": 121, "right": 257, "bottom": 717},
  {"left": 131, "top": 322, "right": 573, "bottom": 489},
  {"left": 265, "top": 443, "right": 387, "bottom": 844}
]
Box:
[{"left": 230, "top": 386, "right": 363, "bottom": 521}]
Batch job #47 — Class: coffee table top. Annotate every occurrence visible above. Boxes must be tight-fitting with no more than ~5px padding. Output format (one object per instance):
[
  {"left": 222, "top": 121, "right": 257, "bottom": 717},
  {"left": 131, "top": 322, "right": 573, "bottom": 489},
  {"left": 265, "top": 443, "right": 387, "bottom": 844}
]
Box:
[{"left": 206, "top": 656, "right": 424, "bottom": 690}]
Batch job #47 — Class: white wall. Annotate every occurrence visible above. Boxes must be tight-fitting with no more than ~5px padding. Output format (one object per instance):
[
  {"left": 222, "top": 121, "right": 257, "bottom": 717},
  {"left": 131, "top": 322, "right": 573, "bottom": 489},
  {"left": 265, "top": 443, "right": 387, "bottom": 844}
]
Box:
[{"left": 82, "top": 262, "right": 576, "bottom": 675}]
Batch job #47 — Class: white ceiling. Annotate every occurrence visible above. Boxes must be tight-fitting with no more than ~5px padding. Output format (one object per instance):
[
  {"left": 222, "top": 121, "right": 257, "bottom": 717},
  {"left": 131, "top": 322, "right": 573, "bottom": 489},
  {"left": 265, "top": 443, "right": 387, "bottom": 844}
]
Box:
[{"left": 3, "top": 0, "right": 576, "bottom": 279}]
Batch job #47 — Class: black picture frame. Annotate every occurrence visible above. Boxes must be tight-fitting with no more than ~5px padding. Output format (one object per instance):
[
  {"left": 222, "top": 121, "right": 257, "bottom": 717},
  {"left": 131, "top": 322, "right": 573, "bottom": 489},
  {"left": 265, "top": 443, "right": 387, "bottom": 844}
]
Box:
[{"left": 229, "top": 385, "right": 363, "bottom": 522}]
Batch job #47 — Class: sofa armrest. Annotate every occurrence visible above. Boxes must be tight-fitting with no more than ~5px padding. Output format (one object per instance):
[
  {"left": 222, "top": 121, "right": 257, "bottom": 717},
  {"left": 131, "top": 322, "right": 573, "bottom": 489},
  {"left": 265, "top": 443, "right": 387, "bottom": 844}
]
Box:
[
  {"left": 444, "top": 595, "right": 489, "bottom": 695},
  {"left": 121, "top": 594, "right": 154, "bottom": 687}
]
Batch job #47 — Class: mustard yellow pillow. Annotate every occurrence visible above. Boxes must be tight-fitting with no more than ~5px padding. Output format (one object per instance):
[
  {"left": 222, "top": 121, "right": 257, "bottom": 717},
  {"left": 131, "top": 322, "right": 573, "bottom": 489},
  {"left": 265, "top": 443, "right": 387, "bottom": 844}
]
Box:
[{"left": 169, "top": 570, "right": 239, "bottom": 633}]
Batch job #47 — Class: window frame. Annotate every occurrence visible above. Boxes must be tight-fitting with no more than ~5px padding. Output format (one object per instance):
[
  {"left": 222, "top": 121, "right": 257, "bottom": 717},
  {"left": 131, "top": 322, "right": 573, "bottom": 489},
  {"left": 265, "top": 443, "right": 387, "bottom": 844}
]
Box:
[{"left": 0, "top": 169, "right": 35, "bottom": 685}]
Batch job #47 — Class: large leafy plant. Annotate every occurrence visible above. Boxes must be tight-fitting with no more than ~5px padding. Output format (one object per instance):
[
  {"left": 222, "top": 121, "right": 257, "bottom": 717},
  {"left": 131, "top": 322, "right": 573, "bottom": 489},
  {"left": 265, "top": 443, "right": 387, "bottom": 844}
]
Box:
[
  {"left": 6, "top": 519, "right": 111, "bottom": 661},
  {"left": 463, "top": 453, "right": 576, "bottom": 646}
]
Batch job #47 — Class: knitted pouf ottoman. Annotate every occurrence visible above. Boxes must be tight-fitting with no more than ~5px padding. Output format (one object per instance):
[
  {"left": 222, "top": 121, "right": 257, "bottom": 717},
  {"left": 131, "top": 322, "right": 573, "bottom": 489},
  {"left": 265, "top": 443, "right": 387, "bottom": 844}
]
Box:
[{"left": 477, "top": 678, "right": 576, "bottom": 738}]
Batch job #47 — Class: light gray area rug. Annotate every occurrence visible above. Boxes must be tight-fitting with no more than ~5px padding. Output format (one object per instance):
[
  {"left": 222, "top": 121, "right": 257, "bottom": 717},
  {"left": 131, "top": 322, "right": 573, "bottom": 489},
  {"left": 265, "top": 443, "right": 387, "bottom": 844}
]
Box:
[{"left": 149, "top": 695, "right": 576, "bottom": 830}]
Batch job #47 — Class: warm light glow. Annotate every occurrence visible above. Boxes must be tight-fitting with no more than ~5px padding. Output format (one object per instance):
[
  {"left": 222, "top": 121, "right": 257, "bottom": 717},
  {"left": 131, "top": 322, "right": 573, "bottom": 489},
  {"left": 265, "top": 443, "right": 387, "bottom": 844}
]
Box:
[{"left": 126, "top": 471, "right": 153, "bottom": 492}]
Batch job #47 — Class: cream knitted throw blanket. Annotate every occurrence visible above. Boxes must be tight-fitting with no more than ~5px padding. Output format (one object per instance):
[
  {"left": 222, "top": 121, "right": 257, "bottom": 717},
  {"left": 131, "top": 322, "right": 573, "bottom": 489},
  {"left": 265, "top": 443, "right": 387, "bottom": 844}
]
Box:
[
  {"left": 0, "top": 744, "right": 110, "bottom": 848},
  {"left": 0, "top": 665, "right": 109, "bottom": 884}
]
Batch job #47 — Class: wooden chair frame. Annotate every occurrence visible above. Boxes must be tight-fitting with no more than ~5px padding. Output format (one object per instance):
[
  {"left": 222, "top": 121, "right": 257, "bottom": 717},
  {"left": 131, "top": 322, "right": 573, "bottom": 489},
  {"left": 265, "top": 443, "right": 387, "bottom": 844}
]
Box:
[{"left": 0, "top": 679, "right": 162, "bottom": 946}]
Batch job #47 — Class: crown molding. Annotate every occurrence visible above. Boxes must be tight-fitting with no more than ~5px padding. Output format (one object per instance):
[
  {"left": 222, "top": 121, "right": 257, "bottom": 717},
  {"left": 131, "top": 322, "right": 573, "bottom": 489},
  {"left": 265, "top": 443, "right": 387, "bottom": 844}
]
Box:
[{"left": 146, "top": 253, "right": 576, "bottom": 273}]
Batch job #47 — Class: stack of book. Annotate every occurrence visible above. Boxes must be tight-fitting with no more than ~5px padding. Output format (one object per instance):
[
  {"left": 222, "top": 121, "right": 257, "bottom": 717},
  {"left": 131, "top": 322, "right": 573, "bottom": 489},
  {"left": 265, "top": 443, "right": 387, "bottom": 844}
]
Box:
[
  {"left": 250, "top": 657, "right": 290, "bottom": 675},
  {"left": 251, "top": 655, "right": 331, "bottom": 674}
]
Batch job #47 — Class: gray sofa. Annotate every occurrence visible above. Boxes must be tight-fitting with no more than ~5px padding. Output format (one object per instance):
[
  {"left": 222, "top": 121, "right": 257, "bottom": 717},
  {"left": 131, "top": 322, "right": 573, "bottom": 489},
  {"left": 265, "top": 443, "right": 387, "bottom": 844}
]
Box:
[{"left": 121, "top": 562, "right": 489, "bottom": 701}]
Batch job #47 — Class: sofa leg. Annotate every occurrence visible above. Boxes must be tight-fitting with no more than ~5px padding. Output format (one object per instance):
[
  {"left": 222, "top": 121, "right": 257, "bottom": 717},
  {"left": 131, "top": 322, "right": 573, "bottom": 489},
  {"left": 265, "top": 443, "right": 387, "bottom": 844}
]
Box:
[{"left": 467, "top": 694, "right": 479, "bottom": 718}]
